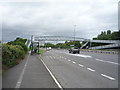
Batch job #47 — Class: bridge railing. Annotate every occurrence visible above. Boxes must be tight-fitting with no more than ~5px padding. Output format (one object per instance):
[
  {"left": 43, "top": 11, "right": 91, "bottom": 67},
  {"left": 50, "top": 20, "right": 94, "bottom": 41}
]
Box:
[
  {"left": 89, "top": 43, "right": 120, "bottom": 49},
  {"left": 90, "top": 40, "right": 119, "bottom": 43}
]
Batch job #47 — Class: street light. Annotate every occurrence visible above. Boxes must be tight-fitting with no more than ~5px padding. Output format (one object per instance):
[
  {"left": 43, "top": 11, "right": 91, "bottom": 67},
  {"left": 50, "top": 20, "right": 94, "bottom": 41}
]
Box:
[{"left": 74, "top": 25, "right": 76, "bottom": 47}]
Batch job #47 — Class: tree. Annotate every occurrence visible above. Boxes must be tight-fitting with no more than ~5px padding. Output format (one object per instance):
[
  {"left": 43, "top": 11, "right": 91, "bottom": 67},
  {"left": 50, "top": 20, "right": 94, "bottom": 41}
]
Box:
[
  {"left": 93, "top": 30, "right": 119, "bottom": 40},
  {"left": 107, "top": 30, "right": 111, "bottom": 35}
]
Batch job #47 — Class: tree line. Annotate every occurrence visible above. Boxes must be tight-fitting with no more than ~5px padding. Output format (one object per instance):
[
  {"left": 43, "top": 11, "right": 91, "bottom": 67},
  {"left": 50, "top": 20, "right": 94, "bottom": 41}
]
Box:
[
  {"left": 93, "top": 30, "right": 119, "bottom": 40},
  {"left": 41, "top": 41, "right": 82, "bottom": 49}
]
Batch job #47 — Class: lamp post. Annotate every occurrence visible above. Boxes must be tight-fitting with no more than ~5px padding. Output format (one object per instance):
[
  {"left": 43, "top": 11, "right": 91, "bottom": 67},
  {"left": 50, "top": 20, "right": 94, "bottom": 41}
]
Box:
[{"left": 74, "top": 25, "right": 76, "bottom": 47}]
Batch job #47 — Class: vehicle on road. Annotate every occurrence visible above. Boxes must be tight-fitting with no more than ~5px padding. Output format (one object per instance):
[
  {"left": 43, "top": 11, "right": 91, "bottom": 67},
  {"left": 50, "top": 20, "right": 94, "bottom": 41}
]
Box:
[
  {"left": 69, "top": 47, "right": 80, "bottom": 54},
  {"left": 46, "top": 47, "right": 52, "bottom": 51}
]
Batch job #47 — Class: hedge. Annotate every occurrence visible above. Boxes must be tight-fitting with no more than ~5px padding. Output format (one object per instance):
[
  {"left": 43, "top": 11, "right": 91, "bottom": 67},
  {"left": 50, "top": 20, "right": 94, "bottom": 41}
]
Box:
[{"left": 2, "top": 44, "right": 25, "bottom": 67}]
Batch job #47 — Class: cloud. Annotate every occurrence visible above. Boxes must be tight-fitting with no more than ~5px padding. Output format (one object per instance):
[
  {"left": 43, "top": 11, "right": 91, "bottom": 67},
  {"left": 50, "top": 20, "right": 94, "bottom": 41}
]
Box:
[{"left": 1, "top": 0, "right": 119, "bottom": 42}]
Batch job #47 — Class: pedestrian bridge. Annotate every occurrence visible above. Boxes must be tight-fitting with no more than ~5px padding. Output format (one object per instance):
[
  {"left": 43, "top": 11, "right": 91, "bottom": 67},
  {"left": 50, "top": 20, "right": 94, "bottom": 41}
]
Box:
[
  {"left": 26, "top": 35, "right": 120, "bottom": 50},
  {"left": 34, "top": 36, "right": 118, "bottom": 44}
]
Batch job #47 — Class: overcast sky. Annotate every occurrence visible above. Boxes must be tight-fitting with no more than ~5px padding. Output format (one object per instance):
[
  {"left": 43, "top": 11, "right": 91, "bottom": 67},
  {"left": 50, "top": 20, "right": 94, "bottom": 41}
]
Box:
[{"left": 0, "top": 0, "right": 119, "bottom": 42}]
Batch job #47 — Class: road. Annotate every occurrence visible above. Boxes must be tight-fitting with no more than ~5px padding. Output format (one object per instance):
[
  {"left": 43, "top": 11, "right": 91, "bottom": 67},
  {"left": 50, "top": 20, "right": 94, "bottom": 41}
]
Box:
[
  {"left": 40, "top": 49, "right": 118, "bottom": 88},
  {"left": 3, "top": 49, "right": 118, "bottom": 89},
  {"left": 3, "top": 52, "right": 60, "bottom": 88}
]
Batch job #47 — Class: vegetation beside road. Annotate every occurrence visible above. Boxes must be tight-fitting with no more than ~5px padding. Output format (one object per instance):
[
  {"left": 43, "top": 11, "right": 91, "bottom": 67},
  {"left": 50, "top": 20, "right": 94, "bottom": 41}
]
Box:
[
  {"left": 93, "top": 30, "right": 119, "bottom": 40},
  {"left": 90, "top": 30, "right": 119, "bottom": 47},
  {"left": 38, "top": 49, "right": 46, "bottom": 54},
  {"left": 41, "top": 41, "right": 81, "bottom": 49},
  {"left": 2, "top": 38, "right": 28, "bottom": 72}
]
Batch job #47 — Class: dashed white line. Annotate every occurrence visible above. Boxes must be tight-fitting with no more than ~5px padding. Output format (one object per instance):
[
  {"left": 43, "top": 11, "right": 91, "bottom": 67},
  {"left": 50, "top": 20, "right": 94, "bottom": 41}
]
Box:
[
  {"left": 72, "top": 61, "right": 76, "bottom": 64},
  {"left": 87, "top": 68, "right": 96, "bottom": 72},
  {"left": 78, "top": 64, "right": 84, "bottom": 67},
  {"left": 101, "top": 74, "right": 115, "bottom": 80},
  {"left": 68, "top": 59, "right": 71, "bottom": 61},
  {"left": 50, "top": 52, "right": 116, "bottom": 82}
]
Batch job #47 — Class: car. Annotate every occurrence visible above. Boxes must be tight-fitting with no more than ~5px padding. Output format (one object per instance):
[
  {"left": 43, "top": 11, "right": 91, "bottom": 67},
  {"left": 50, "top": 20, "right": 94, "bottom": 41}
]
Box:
[
  {"left": 69, "top": 47, "right": 80, "bottom": 54},
  {"left": 46, "top": 47, "right": 52, "bottom": 51}
]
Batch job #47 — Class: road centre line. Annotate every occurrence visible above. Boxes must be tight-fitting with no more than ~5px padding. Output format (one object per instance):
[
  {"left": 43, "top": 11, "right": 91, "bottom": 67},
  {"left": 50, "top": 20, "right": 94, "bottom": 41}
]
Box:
[
  {"left": 101, "top": 74, "right": 115, "bottom": 80},
  {"left": 78, "top": 64, "right": 84, "bottom": 67},
  {"left": 72, "top": 61, "right": 76, "bottom": 64},
  {"left": 87, "top": 68, "right": 96, "bottom": 72},
  {"left": 68, "top": 59, "right": 71, "bottom": 61}
]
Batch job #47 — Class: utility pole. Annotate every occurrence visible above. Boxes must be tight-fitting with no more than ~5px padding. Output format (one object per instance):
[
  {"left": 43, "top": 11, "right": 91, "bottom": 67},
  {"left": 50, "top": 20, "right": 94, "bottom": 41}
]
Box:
[{"left": 74, "top": 25, "right": 76, "bottom": 47}]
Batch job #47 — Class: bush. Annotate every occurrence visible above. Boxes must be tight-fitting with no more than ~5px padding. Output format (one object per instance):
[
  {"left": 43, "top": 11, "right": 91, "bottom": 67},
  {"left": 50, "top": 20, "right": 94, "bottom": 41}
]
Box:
[
  {"left": 7, "top": 38, "right": 28, "bottom": 53},
  {"left": 2, "top": 44, "right": 25, "bottom": 67},
  {"left": 10, "top": 42, "right": 28, "bottom": 53}
]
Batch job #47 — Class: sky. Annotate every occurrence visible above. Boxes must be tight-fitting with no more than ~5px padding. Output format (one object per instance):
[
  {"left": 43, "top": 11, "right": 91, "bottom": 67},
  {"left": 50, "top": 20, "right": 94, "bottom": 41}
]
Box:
[{"left": 0, "top": 0, "right": 119, "bottom": 42}]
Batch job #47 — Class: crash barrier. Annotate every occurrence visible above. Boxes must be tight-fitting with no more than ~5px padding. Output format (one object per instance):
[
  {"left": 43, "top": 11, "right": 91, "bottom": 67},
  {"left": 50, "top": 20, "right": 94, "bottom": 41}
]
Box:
[{"left": 80, "top": 49, "right": 118, "bottom": 55}]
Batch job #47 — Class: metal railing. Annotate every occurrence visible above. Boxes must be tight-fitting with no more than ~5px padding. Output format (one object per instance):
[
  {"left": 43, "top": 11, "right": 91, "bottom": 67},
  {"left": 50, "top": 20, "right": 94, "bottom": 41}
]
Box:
[{"left": 89, "top": 43, "right": 120, "bottom": 49}]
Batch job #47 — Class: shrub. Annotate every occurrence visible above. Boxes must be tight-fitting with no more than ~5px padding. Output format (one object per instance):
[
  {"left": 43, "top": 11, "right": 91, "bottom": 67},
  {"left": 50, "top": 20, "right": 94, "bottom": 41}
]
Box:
[
  {"left": 7, "top": 38, "right": 28, "bottom": 53},
  {"left": 2, "top": 44, "right": 25, "bottom": 67}
]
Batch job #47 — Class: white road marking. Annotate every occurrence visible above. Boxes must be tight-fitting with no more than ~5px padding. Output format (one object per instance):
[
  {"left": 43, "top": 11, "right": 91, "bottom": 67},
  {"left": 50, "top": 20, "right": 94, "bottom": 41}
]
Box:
[
  {"left": 15, "top": 51, "right": 30, "bottom": 88},
  {"left": 101, "top": 74, "right": 115, "bottom": 80},
  {"left": 78, "top": 64, "right": 84, "bottom": 67},
  {"left": 24, "top": 64, "right": 27, "bottom": 67},
  {"left": 68, "top": 53, "right": 92, "bottom": 58},
  {"left": 87, "top": 68, "right": 95, "bottom": 72},
  {"left": 68, "top": 59, "right": 71, "bottom": 61},
  {"left": 40, "top": 58, "right": 63, "bottom": 90},
  {"left": 96, "top": 59, "right": 118, "bottom": 65},
  {"left": 72, "top": 61, "right": 76, "bottom": 64}
]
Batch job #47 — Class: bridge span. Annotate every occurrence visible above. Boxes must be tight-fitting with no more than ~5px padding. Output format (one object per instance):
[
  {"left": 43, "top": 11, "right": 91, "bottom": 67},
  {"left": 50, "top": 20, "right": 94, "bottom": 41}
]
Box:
[{"left": 26, "top": 35, "right": 120, "bottom": 50}]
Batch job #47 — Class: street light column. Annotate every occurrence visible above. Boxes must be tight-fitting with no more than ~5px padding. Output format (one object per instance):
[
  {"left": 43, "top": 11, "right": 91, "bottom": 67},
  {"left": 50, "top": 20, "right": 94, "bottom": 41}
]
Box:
[{"left": 74, "top": 25, "right": 76, "bottom": 47}]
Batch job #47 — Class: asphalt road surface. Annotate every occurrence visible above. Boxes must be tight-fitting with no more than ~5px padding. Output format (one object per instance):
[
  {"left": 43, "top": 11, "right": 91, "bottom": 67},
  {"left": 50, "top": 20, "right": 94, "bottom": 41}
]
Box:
[
  {"left": 3, "top": 52, "right": 60, "bottom": 88},
  {"left": 3, "top": 49, "right": 119, "bottom": 89},
  {"left": 40, "top": 49, "right": 118, "bottom": 88}
]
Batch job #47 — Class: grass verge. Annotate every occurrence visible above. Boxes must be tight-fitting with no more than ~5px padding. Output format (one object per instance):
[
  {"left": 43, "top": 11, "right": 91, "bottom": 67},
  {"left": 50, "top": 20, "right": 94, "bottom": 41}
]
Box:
[{"left": 38, "top": 49, "right": 46, "bottom": 54}]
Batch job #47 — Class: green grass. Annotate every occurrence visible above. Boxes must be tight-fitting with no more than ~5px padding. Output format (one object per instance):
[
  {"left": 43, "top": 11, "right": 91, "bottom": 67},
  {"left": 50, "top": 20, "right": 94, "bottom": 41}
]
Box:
[{"left": 38, "top": 49, "right": 46, "bottom": 54}]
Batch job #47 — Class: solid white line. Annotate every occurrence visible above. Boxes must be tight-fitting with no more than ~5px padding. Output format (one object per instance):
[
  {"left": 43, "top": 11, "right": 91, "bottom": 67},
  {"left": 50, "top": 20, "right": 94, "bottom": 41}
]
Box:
[
  {"left": 15, "top": 52, "right": 30, "bottom": 88},
  {"left": 72, "top": 61, "right": 76, "bottom": 64},
  {"left": 78, "top": 64, "right": 84, "bottom": 67},
  {"left": 101, "top": 74, "right": 116, "bottom": 80},
  {"left": 96, "top": 59, "right": 118, "bottom": 65},
  {"left": 96, "top": 59, "right": 105, "bottom": 62},
  {"left": 87, "top": 68, "right": 95, "bottom": 72},
  {"left": 68, "top": 53, "right": 92, "bottom": 58},
  {"left": 40, "top": 58, "right": 63, "bottom": 90}
]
